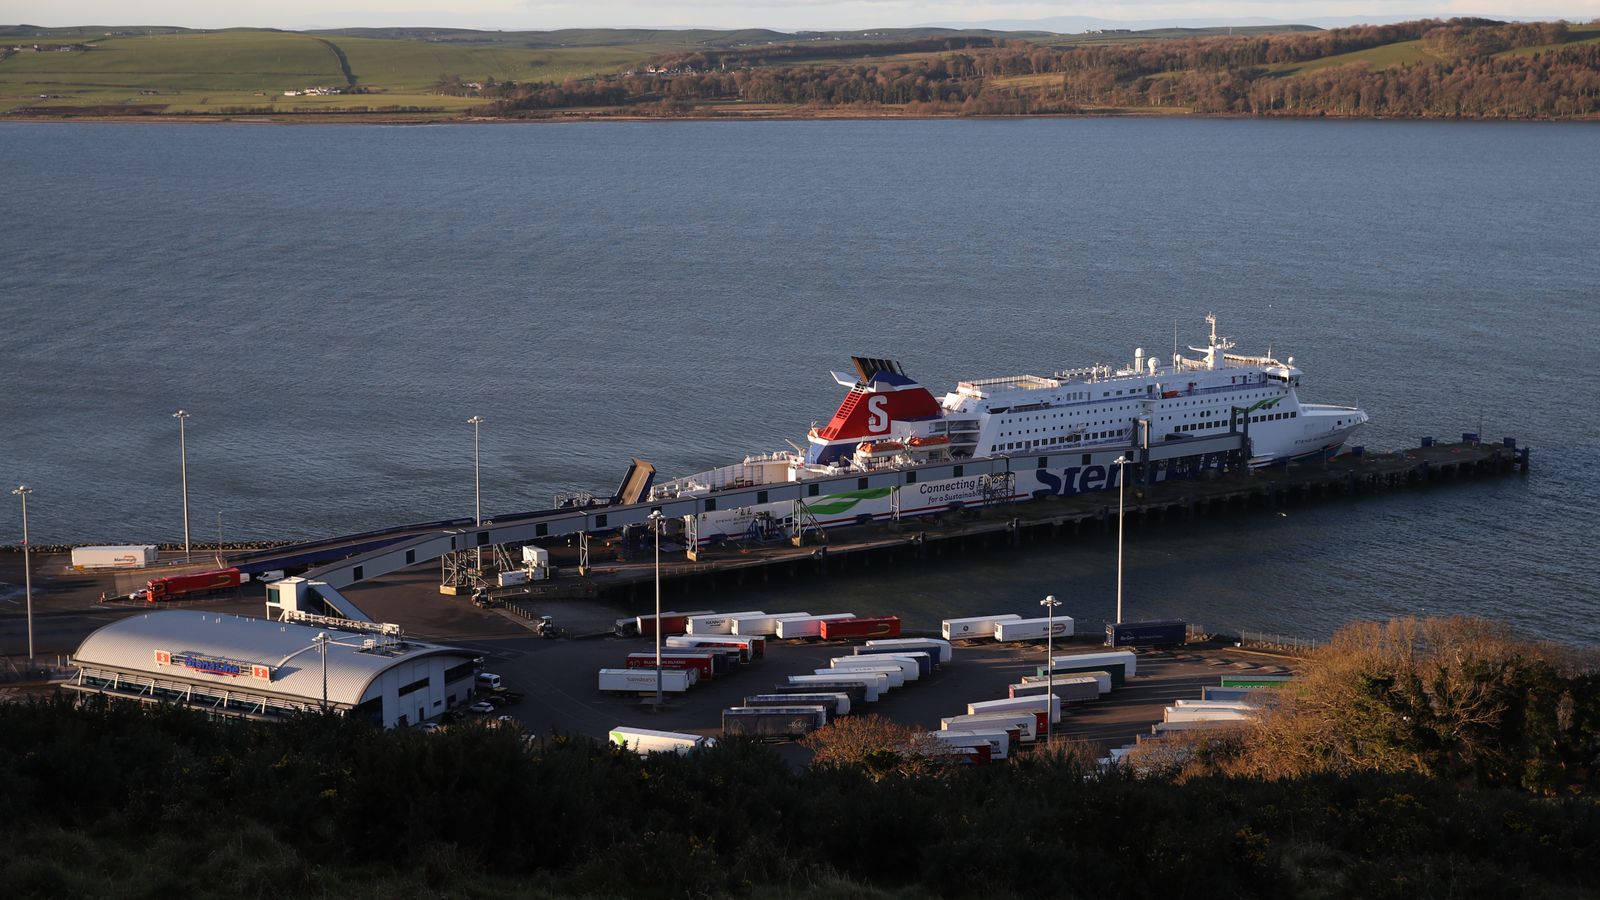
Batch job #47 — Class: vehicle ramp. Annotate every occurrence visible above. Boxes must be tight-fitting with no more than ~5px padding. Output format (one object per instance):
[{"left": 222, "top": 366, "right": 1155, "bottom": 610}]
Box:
[{"left": 613, "top": 458, "right": 656, "bottom": 506}]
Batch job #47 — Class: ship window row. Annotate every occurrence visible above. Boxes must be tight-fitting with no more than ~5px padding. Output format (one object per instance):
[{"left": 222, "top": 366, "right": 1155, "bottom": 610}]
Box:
[{"left": 1250, "top": 412, "right": 1297, "bottom": 422}]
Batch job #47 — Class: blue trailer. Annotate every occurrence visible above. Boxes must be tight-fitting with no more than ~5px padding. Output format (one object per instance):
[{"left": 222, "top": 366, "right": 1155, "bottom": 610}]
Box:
[{"left": 1106, "top": 619, "right": 1187, "bottom": 648}]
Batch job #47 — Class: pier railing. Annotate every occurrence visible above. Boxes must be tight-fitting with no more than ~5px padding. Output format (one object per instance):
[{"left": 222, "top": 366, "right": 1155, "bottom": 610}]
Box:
[{"left": 1187, "top": 622, "right": 1320, "bottom": 655}]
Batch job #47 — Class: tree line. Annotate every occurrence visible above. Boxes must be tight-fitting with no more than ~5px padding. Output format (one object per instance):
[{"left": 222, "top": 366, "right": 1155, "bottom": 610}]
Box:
[{"left": 476, "top": 18, "right": 1599, "bottom": 119}]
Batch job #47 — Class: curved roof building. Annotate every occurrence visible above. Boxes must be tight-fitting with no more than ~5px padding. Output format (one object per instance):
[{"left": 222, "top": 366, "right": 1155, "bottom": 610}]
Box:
[{"left": 67, "top": 610, "right": 480, "bottom": 728}]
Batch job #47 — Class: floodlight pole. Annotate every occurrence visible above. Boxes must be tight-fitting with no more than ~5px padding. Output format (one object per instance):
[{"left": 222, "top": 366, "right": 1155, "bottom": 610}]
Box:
[
  {"left": 468, "top": 416, "right": 485, "bottom": 575},
  {"left": 1113, "top": 455, "right": 1129, "bottom": 626},
  {"left": 1040, "top": 593, "right": 1059, "bottom": 745},
  {"left": 173, "top": 410, "right": 191, "bottom": 561},
  {"left": 12, "top": 486, "right": 34, "bottom": 665},
  {"left": 648, "top": 510, "right": 664, "bottom": 708}
]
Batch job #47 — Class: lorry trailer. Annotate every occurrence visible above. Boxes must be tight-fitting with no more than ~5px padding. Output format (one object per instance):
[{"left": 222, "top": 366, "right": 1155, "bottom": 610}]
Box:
[
  {"left": 625, "top": 651, "right": 719, "bottom": 681},
  {"left": 930, "top": 729, "right": 1011, "bottom": 761},
  {"left": 1163, "top": 707, "right": 1254, "bottom": 724},
  {"left": 993, "top": 616, "right": 1076, "bottom": 642},
  {"left": 742, "top": 692, "right": 852, "bottom": 717},
  {"left": 138, "top": 567, "right": 247, "bottom": 602},
  {"left": 770, "top": 681, "right": 868, "bottom": 705},
  {"left": 785, "top": 673, "right": 884, "bottom": 702},
  {"left": 969, "top": 694, "right": 1062, "bottom": 725},
  {"left": 1201, "top": 686, "right": 1259, "bottom": 702},
  {"left": 1046, "top": 650, "right": 1138, "bottom": 684},
  {"left": 1106, "top": 619, "right": 1187, "bottom": 648},
  {"left": 830, "top": 654, "right": 920, "bottom": 681},
  {"left": 1021, "top": 671, "right": 1112, "bottom": 694},
  {"left": 609, "top": 726, "right": 718, "bottom": 754},
  {"left": 819, "top": 616, "right": 901, "bottom": 640},
  {"left": 598, "top": 667, "right": 698, "bottom": 694},
  {"left": 664, "top": 635, "right": 758, "bottom": 663},
  {"left": 852, "top": 647, "right": 932, "bottom": 677},
  {"left": 863, "top": 637, "right": 952, "bottom": 664},
  {"left": 622, "top": 610, "right": 715, "bottom": 637},
  {"left": 942, "top": 614, "right": 1022, "bottom": 640},
  {"left": 941, "top": 712, "right": 1037, "bottom": 742},
  {"left": 774, "top": 613, "right": 856, "bottom": 639},
  {"left": 814, "top": 665, "right": 903, "bottom": 689},
  {"left": 721, "top": 706, "right": 827, "bottom": 740},
  {"left": 1009, "top": 675, "right": 1100, "bottom": 703},
  {"left": 71, "top": 545, "right": 157, "bottom": 569},
  {"left": 730, "top": 612, "right": 813, "bottom": 636},
  {"left": 686, "top": 611, "right": 767, "bottom": 635}
]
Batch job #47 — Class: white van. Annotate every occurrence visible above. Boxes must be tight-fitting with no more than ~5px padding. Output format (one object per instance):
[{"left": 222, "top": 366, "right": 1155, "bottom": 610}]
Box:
[{"left": 476, "top": 672, "right": 502, "bottom": 690}]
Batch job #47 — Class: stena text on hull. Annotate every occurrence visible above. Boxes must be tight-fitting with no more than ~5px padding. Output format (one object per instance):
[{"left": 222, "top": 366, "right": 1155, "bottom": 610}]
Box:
[{"left": 648, "top": 316, "right": 1368, "bottom": 545}]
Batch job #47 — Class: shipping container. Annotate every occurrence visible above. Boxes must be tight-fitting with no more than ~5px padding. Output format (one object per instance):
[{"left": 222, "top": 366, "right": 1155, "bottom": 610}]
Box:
[
  {"left": 830, "top": 654, "right": 920, "bottom": 681},
  {"left": 941, "top": 614, "right": 1022, "bottom": 640},
  {"left": 522, "top": 545, "right": 551, "bottom": 567},
  {"left": 853, "top": 647, "right": 933, "bottom": 678},
  {"left": 141, "top": 567, "right": 244, "bottom": 602},
  {"left": 1022, "top": 670, "right": 1112, "bottom": 694},
  {"left": 497, "top": 569, "right": 530, "bottom": 587},
  {"left": 721, "top": 706, "right": 827, "bottom": 740},
  {"left": 609, "top": 726, "right": 717, "bottom": 755},
  {"left": 770, "top": 681, "right": 868, "bottom": 705},
  {"left": 864, "top": 637, "right": 952, "bottom": 665},
  {"left": 993, "top": 616, "right": 1076, "bottom": 642},
  {"left": 813, "top": 665, "right": 902, "bottom": 689},
  {"left": 1009, "top": 675, "right": 1099, "bottom": 703},
  {"left": 70, "top": 545, "right": 157, "bottom": 569},
  {"left": 931, "top": 729, "right": 1011, "bottom": 761},
  {"left": 941, "top": 712, "right": 1037, "bottom": 742},
  {"left": 969, "top": 694, "right": 1062, "bottom": 725},
  {"left": 729, "top": 612, "right": 813, "bottom": 636},
  {"left": 785, "top": 674, "right": 882, "bottom": 702},
  {"left": 631, "top": 610, "right": 716, "bottom": 638},
  {"left": 1106, "top": 619, "right": 1187, "bottom": 648},
  {"left": 598, "top": 667, "right": 697, "bottom": 694},
  {"left": 819, "top": 616, "right": 901, "bottom": 640},
  {"left": 742, "top": 692, "right": 851, "bottom": 717},
  {"left": 774, "top": 613, "right": 856, "bottom": 640},
  {"left": 626, "top": 652, "right": 717, "bottom": 681},
  {"left": 665, "top": 634, "right": 764, "bottom": 661},
  {"left": 686, "top": 611, "right": 767, "bottom": 635}
]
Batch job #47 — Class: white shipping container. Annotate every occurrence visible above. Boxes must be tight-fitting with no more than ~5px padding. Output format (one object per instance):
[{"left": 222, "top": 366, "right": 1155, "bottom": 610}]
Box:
[
  {"left": 497, "top": 569, "right": 530, "bottom": 587},
  {"left": 686, "top": 611, "right": 767, "bottom": 635},
  {"left": 70, "top": 545, "right": 157, "bottom": 569},
  {"left": 786, "top": 673, "right": 883, "bottom": 702},
  {"left": 941, "top": 712, "right": 1038, "bottom": 742},
  {"left": 598, "top": 668, "right": 698, "bottom": 693},
  {"left": 814, "top": 665, "right": 903, "bottom": 689},
  {"left": 993, "top": 616, "right": 1076, "bottom": 642},
  {"left": 932, "top": 729, "right": 1011, "bottom": 760},
  {"left": 1049, "top": 650, "right": 1139, "bottom": 678},
  {"left": 829, "top": 654, "right": 919, "bottom": 681},
  {"left": 609, "top": 726, "right": 717, "bottom": 754},
  {"left": 969, "top": 694, "right": 1063, "bottom": 724},
  {"left": 774, "top": 613, "right": 856, "bottom": 639},
  {"left": 1163, "top": 707, "right": 1254, "bottom": 724},
  {"left": 942, "top": 614, "right": 1022, "bottom": 640},
  {"left": 865, "top": 638, "right": 952, "bottom": 664},
  {"left": 522, "top": 545, "right": 551, "bottom": 566},
  {"left": 730, "top": 612, "right": 812, "bottom": 636},
  {"left": 1022, "top": 671, "right": 1112, "bottom": 694}
]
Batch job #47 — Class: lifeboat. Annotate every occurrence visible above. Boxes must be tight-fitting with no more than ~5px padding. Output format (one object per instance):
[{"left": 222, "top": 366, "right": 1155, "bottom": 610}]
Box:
[
  {"left": 907, "top": 434, "right": 951, "bottom": 448},
  {"left": 856, "top": 441, "right": 905, "bottom": 457}
]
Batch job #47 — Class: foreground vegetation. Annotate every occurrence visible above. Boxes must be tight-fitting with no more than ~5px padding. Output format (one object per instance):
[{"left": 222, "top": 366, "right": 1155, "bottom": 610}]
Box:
[
  {"left": 4, "top": 18, "right": 1597, "bottom": 120},
  {"left": 1, "top": 617, "right": 1596, "bottom": 898}
]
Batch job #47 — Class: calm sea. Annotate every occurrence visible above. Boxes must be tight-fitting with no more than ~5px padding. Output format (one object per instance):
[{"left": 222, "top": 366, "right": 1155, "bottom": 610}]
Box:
[{"left": 2, "top": 119, "right": 1596, "bottom": 642}]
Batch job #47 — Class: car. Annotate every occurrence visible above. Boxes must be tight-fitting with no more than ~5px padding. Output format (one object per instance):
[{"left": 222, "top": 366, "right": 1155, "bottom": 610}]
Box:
[
  {"left": 418, "top": 722, "right": 443, "bottom": 733},
  {"left": 467, "top": 701, "right": 495, "bottom": 714}
]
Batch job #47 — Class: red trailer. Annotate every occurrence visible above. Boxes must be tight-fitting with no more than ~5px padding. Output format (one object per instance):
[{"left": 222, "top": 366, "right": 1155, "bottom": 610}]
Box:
[
  {"left": 626, "top": 652, "right": 716, "bottom": 682},
  {"left": 141, "top": 568, "right": 244, "bottom": 602},
  {"left": 820, "top": 616, "right": 901, "bottom": 641}
]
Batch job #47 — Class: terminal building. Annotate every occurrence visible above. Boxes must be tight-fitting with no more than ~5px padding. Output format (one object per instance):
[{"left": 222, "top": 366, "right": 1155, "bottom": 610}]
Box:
[{"left": 66, "top": 611, "right": 481, "bottom": 728}]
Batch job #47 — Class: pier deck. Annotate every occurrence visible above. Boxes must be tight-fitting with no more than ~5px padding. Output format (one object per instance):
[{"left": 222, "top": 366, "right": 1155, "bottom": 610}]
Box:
[{"left": 498, "top": 438, "right": 1528, "bottom": 606}]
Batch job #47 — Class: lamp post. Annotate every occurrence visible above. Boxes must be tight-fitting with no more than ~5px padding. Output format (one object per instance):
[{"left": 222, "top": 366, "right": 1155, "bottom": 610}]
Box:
[
  {"left": 314, "top": 632, "right": 329, "bottom": 710},
  {"left": 648, "top": 510, "right": 664, "bottom": 708},
  {"left": 1040, "top": 593, "right": 1059, "bottom": 745},
  {"left": 468, "top": 415, "right": 484, "bottom": 574},
  {"left": 173, "top": 410, "right": 191, "bottom": 561},
  {"left": 1113, "top": 455, "right": 1129, "bottom": 626},
  {"left": 12, "top": 486, "right": 34, "bottom": 665}
]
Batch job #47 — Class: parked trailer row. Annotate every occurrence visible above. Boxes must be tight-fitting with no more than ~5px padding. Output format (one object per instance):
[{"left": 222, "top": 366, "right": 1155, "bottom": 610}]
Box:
[
  {"left": 609, "top": 726, "right": 718, "bottom": 755},
  {"left": 665, "top": 634, "right": 765, "bottom": 662},
  {"left": 942, "top": 614, "right": 1021, "bottom": 640},
  {"left": 686, "top": 611, "right": 768, "bottom": 635},
  {"left": 619, "top": 610, "right": 715, "bottom": 637},
  {"left": 942, "top": 712, "right": 1037, "bottom": 743},
  {"left": 743, "top": 693, "right": 852, "bottom": 717},
  {"left": 731, "top": 612, "right": 814, "bottom": 636},
  {"left": 771, "top": 681, "right": 868, "bottom": 705},
  {"left": 599, "top": 668, "right": 698, "bottom": 694},
  {"left": 784, "top": 673, "right": 884, "bottom": 703},
  {"left": 774, "top": 613, "right": 856, "bottom": 639}
]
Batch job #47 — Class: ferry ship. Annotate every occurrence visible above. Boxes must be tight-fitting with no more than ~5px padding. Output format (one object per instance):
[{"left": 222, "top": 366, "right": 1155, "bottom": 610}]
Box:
[{"left": 650, "top": 316, "right": 1368, "bottom": 543}]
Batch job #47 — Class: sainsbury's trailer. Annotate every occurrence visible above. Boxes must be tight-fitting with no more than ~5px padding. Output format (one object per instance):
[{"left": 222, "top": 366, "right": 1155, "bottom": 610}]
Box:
[
  {"left": 774, "top": 614, "right": 856, "bottom": 640},
  {"left": 598, "top": 668, "right": 697, "bottom": 694},
  {"left": 864, "top": 638, "right": 952, "bottom": 665},
  {"left": 993, "top": 616, "right": 1076, "bottom": 643},
  {"left": 722, "top": 706, "right": 827, "bottom": 740},
  {"left": 743, "top": 693, "right": 851, "bottom": 717},
  {"left": 942, "top": 614, "right": 1021, "bottom": 640},
  {"left": 609, "top": 727, "right": 718, "bottom": 755}
]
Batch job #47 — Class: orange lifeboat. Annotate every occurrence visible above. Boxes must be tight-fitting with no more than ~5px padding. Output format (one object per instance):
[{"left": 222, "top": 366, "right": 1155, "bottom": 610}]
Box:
[
  {"left": 907, "top": 434, "right": 951, "bottom": 448},
  {"left": 857, "top": 441, "right": 905, "bottom": 456}
]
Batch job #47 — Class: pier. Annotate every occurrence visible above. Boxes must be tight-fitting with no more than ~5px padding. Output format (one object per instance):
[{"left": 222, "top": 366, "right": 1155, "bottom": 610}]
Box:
[{"left": 494, "top": 437, "right": 1530, "bottom": 607}]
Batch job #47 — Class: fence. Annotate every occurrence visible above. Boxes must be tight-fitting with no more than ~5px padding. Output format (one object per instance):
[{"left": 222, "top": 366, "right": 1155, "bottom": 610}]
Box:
[{"left": 1187, "top": 623, "right": 1320, "bottom": 656}]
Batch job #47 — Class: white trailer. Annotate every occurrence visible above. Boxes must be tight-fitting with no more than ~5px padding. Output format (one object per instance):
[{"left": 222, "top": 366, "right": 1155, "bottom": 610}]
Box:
[
  {"left": 743, "top": 692, "right": 852, "bottom": 717},
  {"left": 1049, "top": 650, "right": 1139, "bottom": 679},
  {"left": 686, "top": 611, "right": 767, "bottom": 635},
  {"left": 1163, "top": 707, "right": 1255, "bottom": 724},
  {"left": 730, "top": 612, "right": 813, "bottom": 636},
  {"left": 786, "top": 673, "right": 883, "bottom": 702},
  {"left": 941, "top": 712, "right": 1038, "bottom": 742},
  {"left": 1173, "top": 699, "right": 1259, "bottom": 711},
  {"left": 1022, "top": 671, "right": 1112, "bottom": 694},
  {"left": 609, "top": 726, "right": 717, "bottom": 754},
  {"left": 864, "top": 637, "right": 952, "bottom": 664},
  {"left": 1009, "top": 675, "right": 1099, "bottom": 703},
  {"left": 497, "top": 569, "right": 530, "bottom": 587},
  {"left": 774, "top": 613, "right": 856, "bottom": 639},
  {"left": 931, "top": 729, "right": 1012, "bottom": 760},
  {"left": 829, "top": 654, "right": 920, "bottom": 681},
  {"left": 969, "top": 694, "right": 1063, "bottom": 725},
  {"left": 993, "top": 616, "right": 1076, "bottom": 642},
  {"left": 598, "top": 667, "right": 698, "bottom": 694},
  {"left": 814, "top": 665, "right": 903, "bottom": 689},
  {"left": 70, "top": 545, "right": 157, "bottom": 569},
  {"left": 942, "top": 614, "right": 1022, "bottom": 640}
]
